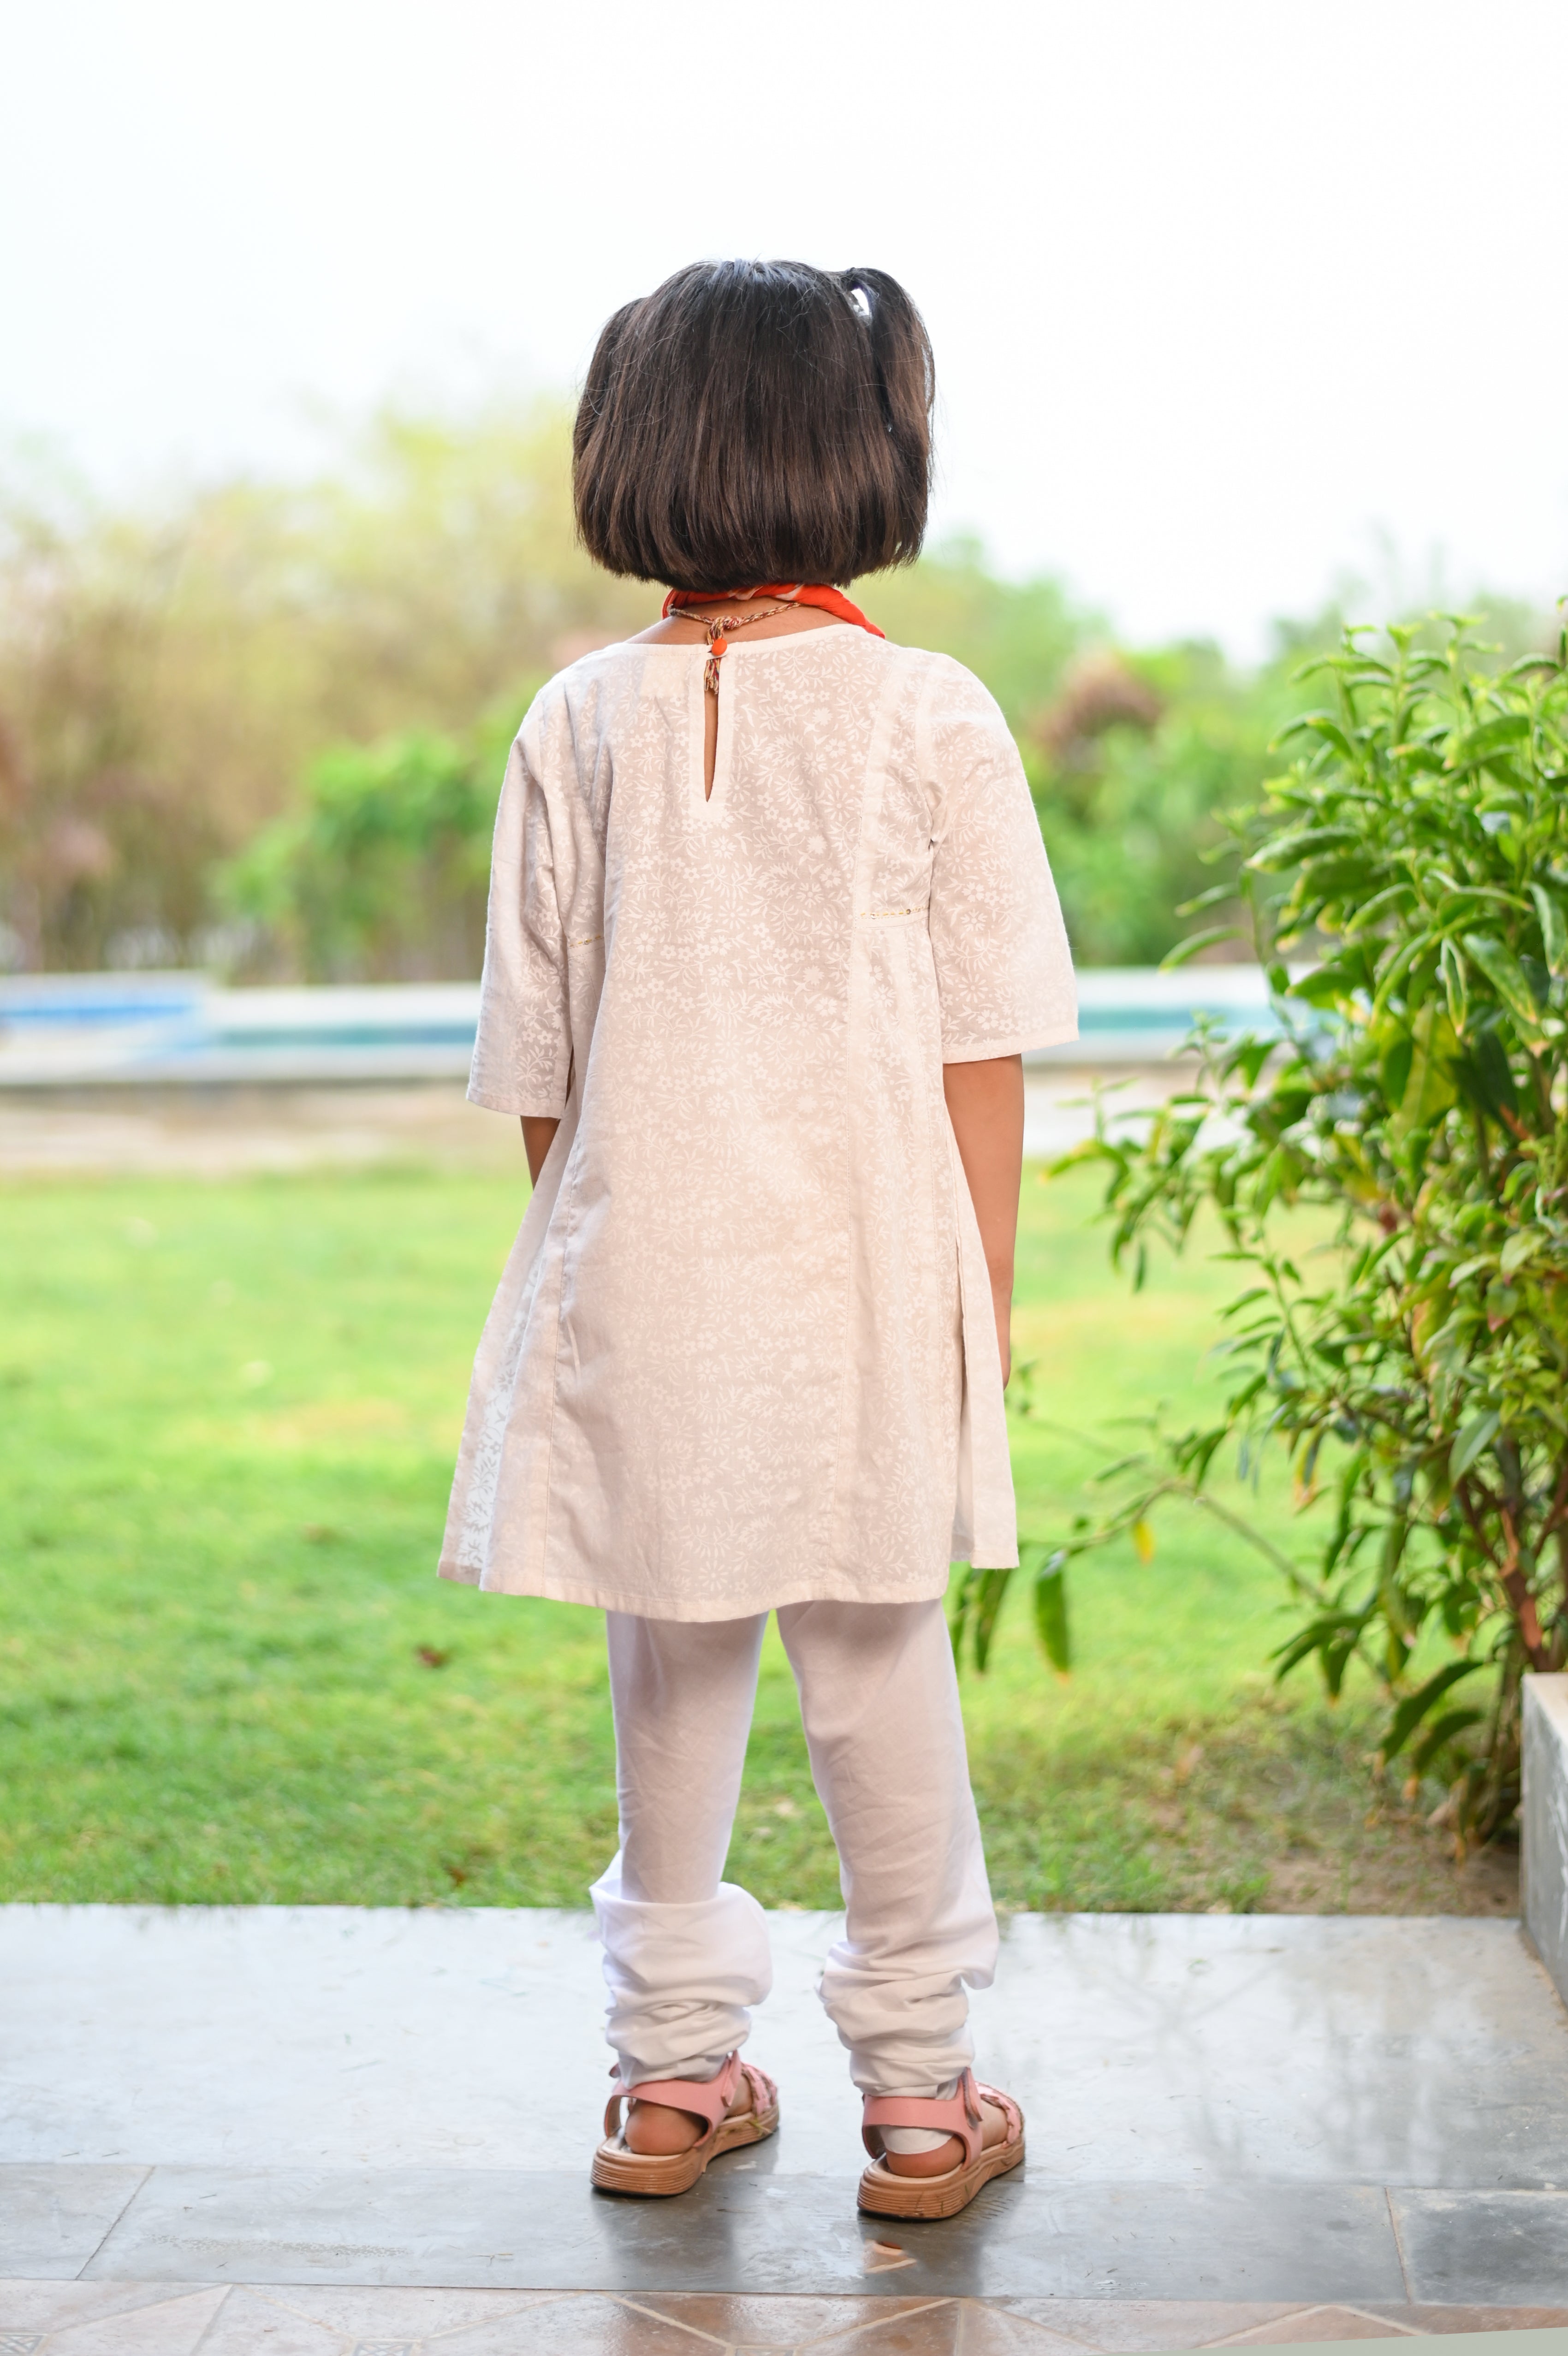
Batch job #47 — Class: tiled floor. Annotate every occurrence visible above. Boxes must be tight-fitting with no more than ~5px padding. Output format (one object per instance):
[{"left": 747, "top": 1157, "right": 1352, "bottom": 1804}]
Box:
[
  {"left": 3, "top": 2284, "right": 1568, "bottom": 2354},
  {"left": 10, "top": 1910, "right": 1568, "bottom": 2187},
  {"left": 7, "top": 1909, "right": 1568, "bottom": 2338}
]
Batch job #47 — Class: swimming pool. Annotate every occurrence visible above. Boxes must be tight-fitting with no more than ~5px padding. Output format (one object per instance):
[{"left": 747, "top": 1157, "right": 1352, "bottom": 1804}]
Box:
[{"left": 0, "top": 967, "right": 1289, "bottom": 1086}]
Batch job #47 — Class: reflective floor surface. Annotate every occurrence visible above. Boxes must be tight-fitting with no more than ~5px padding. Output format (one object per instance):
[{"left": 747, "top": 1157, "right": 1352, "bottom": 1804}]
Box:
[{"left": 5, "top": 1906, "right": 1568, "bottom": 2336}]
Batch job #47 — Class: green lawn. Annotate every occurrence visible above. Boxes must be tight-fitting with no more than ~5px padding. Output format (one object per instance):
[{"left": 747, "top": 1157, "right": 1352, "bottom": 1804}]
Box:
[{"left": 0, "top": 1155, "right": 1507, "bottom": 1913}]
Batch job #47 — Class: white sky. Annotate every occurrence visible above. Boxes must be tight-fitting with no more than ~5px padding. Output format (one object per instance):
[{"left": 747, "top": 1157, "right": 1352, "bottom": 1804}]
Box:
[{"left": 5, "top": 0, "right": 1567, "bottom": 654}]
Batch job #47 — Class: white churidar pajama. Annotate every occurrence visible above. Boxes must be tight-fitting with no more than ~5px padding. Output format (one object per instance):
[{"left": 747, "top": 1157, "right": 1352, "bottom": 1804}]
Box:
[{"left": 591, "top": 1599, "right": 997, "bottom": 2113}]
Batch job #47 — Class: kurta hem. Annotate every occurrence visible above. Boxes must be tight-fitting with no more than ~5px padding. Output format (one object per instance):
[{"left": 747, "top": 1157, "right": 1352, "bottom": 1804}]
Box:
[
  {"left": 467, "top": 1085, "right": 567, "bottom": 1116},
  {"left": 434, "top": 1555, "right": 955, "bottom": 1620},
  {"left": 940, "top": 1020, "right": 1080, "bottom": 1062}
]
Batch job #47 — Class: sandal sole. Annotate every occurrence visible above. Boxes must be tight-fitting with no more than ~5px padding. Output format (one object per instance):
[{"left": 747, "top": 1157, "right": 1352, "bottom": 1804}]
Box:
[
  {"left": 857, "top": 2131, "right": 1025, "bottom": 2220},
  {"left": 592, "top": 2101, "right": 780, "bottom": 2197}
]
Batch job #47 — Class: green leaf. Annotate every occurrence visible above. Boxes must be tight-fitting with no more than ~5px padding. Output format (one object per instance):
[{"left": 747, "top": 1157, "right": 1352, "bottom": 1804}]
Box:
[
  {"left": 1289, "top": 961, "right": 1362, "bottom": 1009},
  {"left": 1530, "top": 884, "right": 1568, "bottom": 975},
  {"left": 1449, "top": 1409, "right": 1501, "bottom": 1482},
  {"left": 1448, "top": 1028, "right": 1520, "bottom": 1127},
  {"left": 1392, "top": 1003, "right": 1458, "bottom": 1138},
  {"left": 1498, "top": 1229, "right": 1539, "bottom": 1275},
  {"left": 1246, "top": 823, "right": 1360, "bottom": 875},
  {"left": 1439, "top": 938, "right": 1468, "bottom": 1032},
  {"left": 1032, "top": 1552, "right": 1071, "bottom": 1673},
  {"left": 1454, "top": 712, "right": 1531, "bottom": 762},
  {"left": 1344, "top": 882, "right": 1416, "bottom": 933},
  {"left": 1461, "top": 933, "right": 1545, "bottom": 1034},
  {"left": 1379, "top": 1031, "right": 1414, "bottom": 1106},
  {"left": 1160, "top": 926, "right": 1246, "bottom": 970},
  {"left": 969, "top": 1567, "right": 1014, "bottom": 1673},
  {"left": 1176, "top": 883, "right": 1240, "bottom": 918},
  {"left": 1410, "top": 1706, "right": 1487, "bottom": 1778},
  {"left": 1379, "top": 1659, "right": 1485, "bottom": 1764},
  {"left": 1270, "top": 1608, "right": 1368, "bottom": 1682},
  {"left": 1300, "top": 717, "right": 1358, "bottom": 762}
]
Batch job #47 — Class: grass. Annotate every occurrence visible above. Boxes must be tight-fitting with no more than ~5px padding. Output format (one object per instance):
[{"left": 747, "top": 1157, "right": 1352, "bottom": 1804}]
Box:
[{"left": 0, "top": 1155, "right": 1510, "bottom": 1914}]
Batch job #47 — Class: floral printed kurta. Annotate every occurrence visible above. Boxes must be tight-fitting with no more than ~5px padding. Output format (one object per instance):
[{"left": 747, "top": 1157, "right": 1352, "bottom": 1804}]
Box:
[{"left": 440, "top": 625, "right": 1076, "bottom": 1620}]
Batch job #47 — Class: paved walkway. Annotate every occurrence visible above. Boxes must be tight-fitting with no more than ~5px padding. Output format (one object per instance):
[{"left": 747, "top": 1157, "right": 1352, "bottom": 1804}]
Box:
[{"left": 5, "top": 1906, "right": 1568, "bottom": 2350}]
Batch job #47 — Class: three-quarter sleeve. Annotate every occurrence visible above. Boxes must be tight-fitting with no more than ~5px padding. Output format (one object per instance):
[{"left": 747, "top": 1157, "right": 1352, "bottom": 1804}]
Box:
[
  {"left": 921, "top": 658, "right": 1077, "bottom": 1061},
  {"left": 467, "top": 722, "right": 573, "bottom": 1116}
]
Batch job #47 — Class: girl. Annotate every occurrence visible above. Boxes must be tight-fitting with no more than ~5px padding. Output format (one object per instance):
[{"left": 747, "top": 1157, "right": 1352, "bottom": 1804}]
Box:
[{"left": 440, "top": 260, "right": 1076, "bottom": 2221}]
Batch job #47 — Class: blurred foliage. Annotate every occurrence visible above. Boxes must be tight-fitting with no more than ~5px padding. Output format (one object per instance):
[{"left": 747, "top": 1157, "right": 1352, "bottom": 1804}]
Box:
[
  {"left": 220, "top": 733, "right": 501, "bottom": 984},
  {"left": 0, "top": 400, "right": 1551, "bottom": 977},
  {"left": 1022, "top": 642, "right": 1303, "bottom": 968},
  {"left": 0, "top": 401, "right": 652, "bottom": 973}
]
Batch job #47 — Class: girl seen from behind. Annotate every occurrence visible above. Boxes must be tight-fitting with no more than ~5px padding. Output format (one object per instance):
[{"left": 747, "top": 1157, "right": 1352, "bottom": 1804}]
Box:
[{"left": 440, "top": 259, "right": 1077, "bottom": 2220}]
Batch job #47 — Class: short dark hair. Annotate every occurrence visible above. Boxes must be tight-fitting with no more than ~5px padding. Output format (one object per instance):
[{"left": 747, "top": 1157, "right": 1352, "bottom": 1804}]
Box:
[{"left": 573, "top": 260, "right": 934, "bottom": 590}]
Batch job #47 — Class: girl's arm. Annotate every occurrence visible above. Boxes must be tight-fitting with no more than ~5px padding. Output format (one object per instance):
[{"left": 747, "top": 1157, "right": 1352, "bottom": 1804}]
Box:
[
  {"left": 521, "top": 1116, "right": 559, "bottom": 1184},
  {"left": 943, "top": 1054, "right": 1024, "bottom": 1385}
]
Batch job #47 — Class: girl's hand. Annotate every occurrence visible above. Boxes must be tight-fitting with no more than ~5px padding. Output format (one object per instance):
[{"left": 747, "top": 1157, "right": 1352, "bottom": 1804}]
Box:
[
  {"left": 942, "top": 1055, "right": 1024, "bottom": 1390},
  {"left": 990, "top": 1276, "right": 1013, "bottom": 1389},
  {"left": 521, "top": 1116, "right": 559, "bottom": 1184}
]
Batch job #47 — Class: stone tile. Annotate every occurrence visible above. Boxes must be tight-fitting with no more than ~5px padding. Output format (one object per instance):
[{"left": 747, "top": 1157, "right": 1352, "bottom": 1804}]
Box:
[
  {"left": 823, "top": 2303, "right": 961, "bottom": 2352},
  {"left": 0, "top": 2167, "right": 149, "bottom": 2278},
  {"left": 987, "top": 2307, "right": 1312, "bottom": 2350},
  {"left": 1377, "top": 2308, "right": 1568, "bottom": 2334},
  {"left": 40, "top": 2285, "right": 229, "bottom": 2355},
  {"left": 195, "top": 2287, "right": 570, "bottom": 2356},
  {"left": 178, "top": 2288, "right": 344, "bottom": 2356},
  {"left": 71, "top": 2170, "right": 1417, "bottom": 2300},
  {"left": 259, "top": 2287, "right": 561, "bottom": 2339},
  {"left": 82, "top": 2167, "right": 556, "bottom": 2288},
  {"left": 1393, "top": 2190, "right": 1568, "bottom": 2306},
  {"left": 1210, "top": 2309, "right": 1414, "bottom": 2343},
  {"left": 924, "top": 2184, "right": 1406, "bottom": 2303},
  {"left": 954, "top": 2304, "right": 1103, "bottom": 2352},
  {"left": 0, "top": 2285, "right": 217, "bottom": 2338},
  {"left": 12, "top": 1907, "right": 1568, "bottom": 2193},
  {"left": 635, "top": 2294, "right": 944, "bottom": 2348},
  {"left": 401, "top": 2290, "right": 610, "bottom": 2353},
  {"left": 433, "top": 2296, "right": 720, "bottom": 2352}
]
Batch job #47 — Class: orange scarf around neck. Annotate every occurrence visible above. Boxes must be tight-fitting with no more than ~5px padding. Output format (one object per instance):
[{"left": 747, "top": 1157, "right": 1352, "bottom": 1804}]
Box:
[
  {"left": 662, "top": 583, "right": 883, "bottom": 635},
  {"left": 661, "top": 583, "right": 884, "bottom": 690}
]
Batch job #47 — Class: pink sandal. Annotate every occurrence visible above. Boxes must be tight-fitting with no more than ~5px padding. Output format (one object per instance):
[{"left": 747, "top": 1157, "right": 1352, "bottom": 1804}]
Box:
[
  {"left": 592, "top": 2049, "right": 780, "bottom": 2196},
  {"left": 858, "top": 2068, "right": 1025, "bottom": 2220}
]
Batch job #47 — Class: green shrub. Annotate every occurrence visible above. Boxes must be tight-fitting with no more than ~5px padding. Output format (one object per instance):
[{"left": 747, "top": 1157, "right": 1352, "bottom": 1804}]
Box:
[
  {"left": 220, "top": 730, "right": 500, "bottom": 981},
  {"left": 960, "top": 617, "right": 1568, "bottom": 1847}
]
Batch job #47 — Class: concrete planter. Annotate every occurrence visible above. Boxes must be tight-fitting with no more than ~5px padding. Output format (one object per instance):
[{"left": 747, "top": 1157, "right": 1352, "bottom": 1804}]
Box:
[{"left": 1522, "top": 1671, "right": 1568, "bottom": 2005}]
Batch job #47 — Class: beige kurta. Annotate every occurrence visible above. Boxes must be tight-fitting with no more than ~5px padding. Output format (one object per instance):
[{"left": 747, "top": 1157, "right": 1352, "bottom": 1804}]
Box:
[{"left": 439, "top": 624, "right": 1076, "bottom": 1620}]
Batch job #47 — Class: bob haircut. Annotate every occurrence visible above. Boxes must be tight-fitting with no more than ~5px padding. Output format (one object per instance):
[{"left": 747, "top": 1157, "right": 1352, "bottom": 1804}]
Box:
[{"left": 573, "top": 260, "right": 934, "bottom": 591}]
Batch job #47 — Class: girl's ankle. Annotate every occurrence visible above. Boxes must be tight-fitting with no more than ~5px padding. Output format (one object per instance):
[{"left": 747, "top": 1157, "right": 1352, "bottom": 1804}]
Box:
[{"left": 883, "top": 2133, "right": 965, "bottom": 2178}]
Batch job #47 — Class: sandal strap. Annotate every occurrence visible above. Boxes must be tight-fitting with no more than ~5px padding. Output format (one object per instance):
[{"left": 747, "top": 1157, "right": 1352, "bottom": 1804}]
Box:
[
  {"left": 861, "top": 2065, "right": 985, "bottom": 2166},
  {"left": 604, "top": 2047, "right": 743, "bottom": 2140},
  {"left": 973, "top": 2079, "right": 1022, "bottom": 2147}
]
